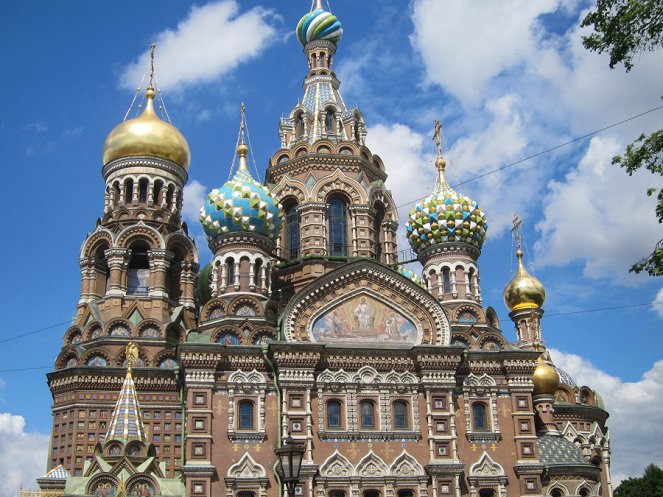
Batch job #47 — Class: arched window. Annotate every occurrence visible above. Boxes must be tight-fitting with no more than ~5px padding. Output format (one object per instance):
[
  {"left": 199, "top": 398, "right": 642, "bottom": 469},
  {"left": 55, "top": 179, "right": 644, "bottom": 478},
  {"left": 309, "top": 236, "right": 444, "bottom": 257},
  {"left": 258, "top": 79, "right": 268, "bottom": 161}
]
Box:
[
  {"left": 167, "top": 247, "right": 184, "bottom": 301},
  {"left": 397, "top": 491, "right": 414, "bottom": 497},
  {"left": 354, "top": 121, "right": 361, "bottom": 142},
  {"left": 165, "top": 185, "right": 174, "bottom": 210},
  {"left": 328, "top": 197, "right": 348, "bottom": 256},
  {"left": 113, "top": 181, "right": 121, "bottom": 206},
  {"left": 295, "top": 113, "right": 304, "bottom": 138},
  {"left": 550, "top": 490, "right": 563, "bottom": 497},
  {"left": 579, "top": 489, "right": 590, "bottom": 497},
  {"left": 330, "top": 492, "right": 345, "bottom": 497},
  {"left": 468, "top": 267, "right": 475, "bottom": 294},
  {"left": 226, "top": 258, "right": 235, "bottom": 287},
  {"left": 478, "top": 490, "right": 495, "bottom": 497},
  {"left": 238, "top": 493, "right": 255, "bottom": 497},
  {"left": 393, "top": 401, "right": 408, "bottom": 429},
  {"left": 442, "top": 267, "right": 451, "bottom": 294},
  {"left": 138, "top": 178, "right": 148, "bottom": 203},
  {"left": 127, "top": 242, "right": 150, "bottom": 295},
  {"left": 124, "top": 178, "right": 134, "bottom": 204},
  {"left": 325, "top": 109, "right": 335, "bottom": 134},
  {"left": 253, "top": 259, "right": 262, "bottom": 287},
  {"left": 327, "top": 400, "right": 341, "bottom": 428},
  {"left": 360, "top": 400, "right": 375, "bottom": 429},
  {"left": 93, "top": 245, "right": 110, "bottom": 296},
  {"left": 284, "top": 202, "right": 300, "bottom": 259},
  {"left": 153, "top": 180, "right": 163, "bottom": 206},
  {"left": 472, "top": 403, "right": 488, "bottom": 431},
  {"left": 373, "top": 202, "right": 385, "bottom": 261},
  {"left": 238, "top": 401, "right": 254, "bottom": 430},
  {"left": 363, "top": 491, "right": 380, "bottom": 497}
]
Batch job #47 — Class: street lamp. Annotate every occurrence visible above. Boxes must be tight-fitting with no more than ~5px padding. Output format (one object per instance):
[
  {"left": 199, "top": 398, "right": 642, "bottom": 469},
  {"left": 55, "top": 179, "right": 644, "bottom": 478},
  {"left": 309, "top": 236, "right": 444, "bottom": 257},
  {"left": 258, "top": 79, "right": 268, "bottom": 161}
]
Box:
[{"left": 275, "top": 435, "right": 305, "bottom": 497}]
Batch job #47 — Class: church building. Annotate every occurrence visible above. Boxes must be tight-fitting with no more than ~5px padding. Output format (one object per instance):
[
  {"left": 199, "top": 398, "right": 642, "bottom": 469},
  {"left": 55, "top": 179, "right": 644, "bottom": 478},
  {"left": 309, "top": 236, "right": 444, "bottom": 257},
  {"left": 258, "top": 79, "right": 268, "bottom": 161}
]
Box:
[{"left": 40, "top": 3, "right": 612, "bottom": 497}]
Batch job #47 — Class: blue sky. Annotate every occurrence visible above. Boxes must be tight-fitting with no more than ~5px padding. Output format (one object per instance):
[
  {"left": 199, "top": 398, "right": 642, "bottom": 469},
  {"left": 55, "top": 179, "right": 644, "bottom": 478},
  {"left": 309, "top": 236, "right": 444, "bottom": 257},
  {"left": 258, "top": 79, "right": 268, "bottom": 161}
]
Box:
[{"left": 0, "top": 0, "right": 661, "bottom": 493}]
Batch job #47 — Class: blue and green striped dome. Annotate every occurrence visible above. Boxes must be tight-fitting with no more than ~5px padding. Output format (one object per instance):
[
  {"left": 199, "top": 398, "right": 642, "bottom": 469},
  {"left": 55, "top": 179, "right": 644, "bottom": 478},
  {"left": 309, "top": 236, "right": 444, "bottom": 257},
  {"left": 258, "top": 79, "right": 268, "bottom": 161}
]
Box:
[
  {"left": 296, "top": 8, "right": 343, "bottom": 46},
  {"left": 199, "top": 168, "right": 283, "bottom": 241}
]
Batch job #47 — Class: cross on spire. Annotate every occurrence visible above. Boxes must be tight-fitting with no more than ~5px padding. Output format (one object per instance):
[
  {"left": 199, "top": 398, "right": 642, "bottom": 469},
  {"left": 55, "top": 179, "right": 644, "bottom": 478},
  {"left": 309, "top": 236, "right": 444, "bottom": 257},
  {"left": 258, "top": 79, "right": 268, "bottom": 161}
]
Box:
[
  {"left": 148, "top": 43, "right": 156, "bottom": 89},
  {"left": 433, "top": 119, "right": 443, "bottom": 159},
  {"left": 512, "top": 213, "right": 523, "bottom": 252}
]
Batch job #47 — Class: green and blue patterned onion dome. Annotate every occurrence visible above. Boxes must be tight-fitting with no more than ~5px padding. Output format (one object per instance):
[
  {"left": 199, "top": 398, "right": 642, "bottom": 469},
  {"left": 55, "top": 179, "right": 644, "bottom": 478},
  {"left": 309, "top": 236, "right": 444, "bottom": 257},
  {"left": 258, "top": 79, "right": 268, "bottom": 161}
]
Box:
[
  {"left": 405, "top": 157, "right": 488, "bottom": 253},
  {"left": 199, "top": 144, "right": 283, "bottom": 240},
  {"left": 296, "top": 8, "right": 343, "bottom": 46},
  {"left": 396, "top": 265, "right": 425, "bottom": 288}
]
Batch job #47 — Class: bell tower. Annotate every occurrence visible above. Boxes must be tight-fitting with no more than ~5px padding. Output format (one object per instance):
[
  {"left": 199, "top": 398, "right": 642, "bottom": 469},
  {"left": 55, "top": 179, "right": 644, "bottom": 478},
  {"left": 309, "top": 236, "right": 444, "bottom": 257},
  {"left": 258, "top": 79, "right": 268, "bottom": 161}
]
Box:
[
  {"left": 47, "top": 45, "right": 195, "bottom": 478},
  {"left": 267, "top": 2, "right": 399, "bottom": 296}
]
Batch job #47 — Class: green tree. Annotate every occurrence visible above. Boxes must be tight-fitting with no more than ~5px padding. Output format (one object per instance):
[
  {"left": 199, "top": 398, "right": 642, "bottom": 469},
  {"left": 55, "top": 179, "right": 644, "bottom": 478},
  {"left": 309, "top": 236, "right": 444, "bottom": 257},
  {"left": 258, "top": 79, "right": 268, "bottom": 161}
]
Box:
[
  {"left": 614, "top": 463, "right": 663, "bottom": 497},
  {"left": 581, "top": 0, "right": 663, "bottom": 276}
]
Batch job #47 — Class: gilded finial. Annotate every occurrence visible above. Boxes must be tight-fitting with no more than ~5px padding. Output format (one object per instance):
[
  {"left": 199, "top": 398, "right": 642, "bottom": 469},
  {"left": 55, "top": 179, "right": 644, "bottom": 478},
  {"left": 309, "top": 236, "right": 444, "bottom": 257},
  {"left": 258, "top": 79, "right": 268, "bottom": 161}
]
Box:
[
  {"left": 315, "top": 0, "right": 323, "bottom": 10},
  {"left": 125, "top": 341, "right": 139, "bottom": 375},
  {"left": 432, "top": 119, "right": 447, "bottom": 184},
  {"left": 237, "top": 103, "right": 249, "bottom": 170}
]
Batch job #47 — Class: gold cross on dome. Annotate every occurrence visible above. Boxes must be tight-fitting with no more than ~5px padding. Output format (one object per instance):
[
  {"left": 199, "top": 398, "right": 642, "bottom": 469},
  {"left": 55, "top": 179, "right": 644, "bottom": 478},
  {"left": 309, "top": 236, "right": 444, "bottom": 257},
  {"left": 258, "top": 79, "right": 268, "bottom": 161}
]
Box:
[
  {"left": 149, "top": 43, "right": 156, "bottom": 88},
  {"left": 512, "top": 214, "right": 523, "bottom": 251}
]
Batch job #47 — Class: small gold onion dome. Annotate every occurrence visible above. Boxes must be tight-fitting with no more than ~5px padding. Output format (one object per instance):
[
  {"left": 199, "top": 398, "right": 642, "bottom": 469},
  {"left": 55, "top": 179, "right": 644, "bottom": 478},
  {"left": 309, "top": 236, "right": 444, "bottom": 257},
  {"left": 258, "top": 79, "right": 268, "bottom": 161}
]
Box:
[
  {"left": 102, "top": 87, "right": 191, "bottom": 170},
  {"left": 533, "top": 355, "right": 560, "bottom": 396},
  {"left": 503, "top": 249, "right": 546, "bottom": 311}
]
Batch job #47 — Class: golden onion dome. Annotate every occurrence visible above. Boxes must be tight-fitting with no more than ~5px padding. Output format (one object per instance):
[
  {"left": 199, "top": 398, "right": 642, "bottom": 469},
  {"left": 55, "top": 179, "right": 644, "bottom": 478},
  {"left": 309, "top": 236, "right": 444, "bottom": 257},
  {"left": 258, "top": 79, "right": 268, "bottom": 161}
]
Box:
[
  {"left": 102, "top": 87, "right": 190, "bottom": 170},
  {"left": 503, "top": 249, "right": 546, "bottom": 311},
  {"left": 532, "top": 355, "right": 560, "bottom": 396}
]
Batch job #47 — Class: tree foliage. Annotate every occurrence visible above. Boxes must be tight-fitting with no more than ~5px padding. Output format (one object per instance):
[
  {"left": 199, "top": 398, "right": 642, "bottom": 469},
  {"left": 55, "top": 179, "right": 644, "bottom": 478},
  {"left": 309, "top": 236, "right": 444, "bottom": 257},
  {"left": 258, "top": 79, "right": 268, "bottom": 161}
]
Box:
[
  {"left": 614, "top": 463, "right": 663, "bottom": 497},
  {"left": 581, "top": 0, "right": 663, "bottom": 72},
  {"left": 582, "top": 0, "right": 663, "bottom": 276}
]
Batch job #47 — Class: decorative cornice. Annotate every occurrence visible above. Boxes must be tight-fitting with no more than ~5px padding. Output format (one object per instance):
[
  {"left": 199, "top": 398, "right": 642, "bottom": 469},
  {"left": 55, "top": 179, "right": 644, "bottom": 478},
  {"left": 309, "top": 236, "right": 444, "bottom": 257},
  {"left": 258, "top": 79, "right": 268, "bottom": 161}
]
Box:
[{"left": 102, "top": 156, "right": 188, "bottom": 184}]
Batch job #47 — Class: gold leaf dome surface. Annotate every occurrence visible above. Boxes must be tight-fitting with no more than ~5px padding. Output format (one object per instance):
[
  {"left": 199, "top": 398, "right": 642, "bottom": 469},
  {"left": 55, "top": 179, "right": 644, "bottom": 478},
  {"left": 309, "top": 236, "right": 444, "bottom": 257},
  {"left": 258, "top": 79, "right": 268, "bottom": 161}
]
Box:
[
  {"left": 102, "top": 88, "right": 190, "bottom": 170},
  {"left": 503, "top": 249, "right": 545, "bottom": 311},
  {"left": 532, "top": 355, "right": 560, "bottom": 396}
]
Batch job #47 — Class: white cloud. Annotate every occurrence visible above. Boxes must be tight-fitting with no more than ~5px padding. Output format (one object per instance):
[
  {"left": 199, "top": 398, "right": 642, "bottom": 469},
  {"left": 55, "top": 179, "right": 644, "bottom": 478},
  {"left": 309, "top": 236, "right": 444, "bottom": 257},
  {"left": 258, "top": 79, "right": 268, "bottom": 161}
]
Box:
[
  {"left": 410, "top": 0, "right": 560, "bottom": 106},
  {"left": 653, "top": 287, "right": 663, "bottom": 318},
  {"left": 120, "top": 1, "right": 279, "bottom": 91},
  {"left": 182, "top": 179, "right": 208, "bottom": 225},
  {"left": 535, "top": 135, "right": 660, "bottom": 282},
  {"left": 0, "top": 413, "right": 49, "bottom": 497},
  {"left": 549, "top": 350, "right": 663, "bottom": 483}
]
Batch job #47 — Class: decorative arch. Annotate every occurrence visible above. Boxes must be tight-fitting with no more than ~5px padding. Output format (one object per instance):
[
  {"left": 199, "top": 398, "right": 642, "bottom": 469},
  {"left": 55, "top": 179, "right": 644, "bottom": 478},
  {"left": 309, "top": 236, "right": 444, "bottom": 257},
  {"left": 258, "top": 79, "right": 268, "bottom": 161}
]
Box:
[
  {"left": 390, "top": 451, "right": 425, "bottom": 477},
  {"left": 85, "top": 321, "right": 105, "bottom": 341},
  {"left": 282, "top": 260, "right": 449, "bottom": 345},
  {"left": 356, "top": 451, "right": 389, "bottom": 478},
  {"left": 115, "top": 222, "right": 164, "bottom": 250},
  {"left": 470, "top": 452, "right": 505, "bottom": 477},
  {"left": 82, "top": 349, "right": 111, "bottom": 368},
  {"left": 200, "top": 298, "right": 226, "bottom": 321},
  {"left": 137, "top": 320, "right": 162, "bottom": 338},
  {"left": 126, "top": 474, "right": 160, "bottom": 497},
  {"left": 64, "top": 326, "right": 84, "bottom": 345},
  {"left": 546, "top": 481, "right": 568, "bottom": 496},
  {"left": 312, "top": 169, "right": 367, "bottom": 204},
  {"left": 106, "top": 318, "right": 134, "bottom": 338},
  {"left": 212, "top": 327, "right": 242, "bottom": 345},
  {"left": 320, "top": 451, "right": 354, "bottom": 477},
  {"left": 86, "top": 473, "right": 119, "bottom": 496},
  {"left": 81, "top": 228, "right": 114, "bottom": 258},
  {"left": 227, "top": 452, "right": 267, "bottom": 478},
  {"left": 57, "top": 347, "right": 80, "bottom": 369},
  {"left": 165, "top": 232, "right": 198, "bottom": 263},
  {"left": 228, "top": 296, "right": 262, "bottom": 317},
  {"left": 464, "top": 373, "right": 497, "bottom": 388}
]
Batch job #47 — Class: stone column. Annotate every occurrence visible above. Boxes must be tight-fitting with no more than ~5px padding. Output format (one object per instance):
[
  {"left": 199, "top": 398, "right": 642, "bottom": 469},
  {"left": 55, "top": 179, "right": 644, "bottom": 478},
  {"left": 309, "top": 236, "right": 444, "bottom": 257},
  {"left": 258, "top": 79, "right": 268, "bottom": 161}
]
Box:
[
  {"left": 78, "top": 257, "right": 95, "bottom": 304},
  {"left": 104, "top": 248, "right": 130, "bottom": 296},
  {"left": 180, "top": 261, "right": 199, "bottom": 308},
  {"left": 148, "top": 249, "right": 173, "bottom": 298}
]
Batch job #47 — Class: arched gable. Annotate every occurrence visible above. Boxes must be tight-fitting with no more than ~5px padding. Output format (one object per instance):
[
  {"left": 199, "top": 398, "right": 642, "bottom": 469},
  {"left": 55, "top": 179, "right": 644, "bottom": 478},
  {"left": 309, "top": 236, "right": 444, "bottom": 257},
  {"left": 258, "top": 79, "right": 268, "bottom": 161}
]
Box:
[
  {"left": 312, "top": 168, "right": 367, "bottom": 204},
  {"left": 281, "top": 260, "right": 449, "bottom": 345},
  {"left": 390, "top": 451, "right": 425, "bottom": 477},
  {"left": 356, "top": 451, "right": 389, "bottom": 478},
  {"left": 319, "top": 450, "right": 353, "bottom": 478},
  {"left": 226, "top": 452, "right": 267, "bottom": 478}
]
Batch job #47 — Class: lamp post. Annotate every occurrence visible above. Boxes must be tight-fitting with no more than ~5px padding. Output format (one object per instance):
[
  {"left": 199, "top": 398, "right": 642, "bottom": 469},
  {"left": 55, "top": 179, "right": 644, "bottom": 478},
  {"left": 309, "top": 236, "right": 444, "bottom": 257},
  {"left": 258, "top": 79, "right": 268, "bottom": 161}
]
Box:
[{"left": 275, "top": 435, "right": 305, "bottom": 497}]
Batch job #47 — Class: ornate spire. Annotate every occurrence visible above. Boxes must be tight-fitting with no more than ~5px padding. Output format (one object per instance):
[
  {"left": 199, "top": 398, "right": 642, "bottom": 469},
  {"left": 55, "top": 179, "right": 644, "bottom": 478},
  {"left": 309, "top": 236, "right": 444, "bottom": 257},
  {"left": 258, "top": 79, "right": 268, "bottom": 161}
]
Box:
[
  {"left": 237, "top": 102, "right": 249, "bottom": 172},
  {"left": 105, "top": 342, "right": 148, "bottom": 444},
  {"left": 432, "top": 119, "right": 450, "bottom": 193}
]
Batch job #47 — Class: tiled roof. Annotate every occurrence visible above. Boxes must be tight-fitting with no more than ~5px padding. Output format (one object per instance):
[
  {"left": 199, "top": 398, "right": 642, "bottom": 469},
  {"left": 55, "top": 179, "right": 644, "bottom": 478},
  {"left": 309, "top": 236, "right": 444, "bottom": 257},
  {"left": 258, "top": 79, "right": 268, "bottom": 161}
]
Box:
[
  {"left": 105, "top": 370, "right": 147, "bottom": 443},
  {"left": 42, "top": 464, "right": 70, "bottom": 479},
  {"left": 538, "top": 434, "right": 589, "bottom": 466}
]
